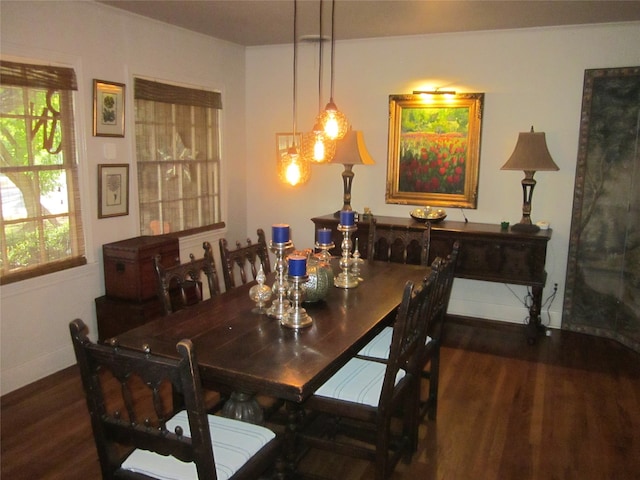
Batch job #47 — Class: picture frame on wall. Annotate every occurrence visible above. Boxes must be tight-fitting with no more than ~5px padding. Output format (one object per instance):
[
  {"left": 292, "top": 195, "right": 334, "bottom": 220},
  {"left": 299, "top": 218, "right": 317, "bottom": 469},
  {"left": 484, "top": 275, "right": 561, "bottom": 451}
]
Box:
[
  {"left": 98, "top": 164, "right": 129, "bottom": 218},
  {"left": 275, "top": 132, "right": 303, "bottom": 159},
  {"left": 93, "top": 79, "right": 125, "bottom": 137},
  {"left": 385, "top": 92, "right": 484, "bottom": 209},
  {"left": 275, "top": 132, "right": 306, "bottom": 185}
]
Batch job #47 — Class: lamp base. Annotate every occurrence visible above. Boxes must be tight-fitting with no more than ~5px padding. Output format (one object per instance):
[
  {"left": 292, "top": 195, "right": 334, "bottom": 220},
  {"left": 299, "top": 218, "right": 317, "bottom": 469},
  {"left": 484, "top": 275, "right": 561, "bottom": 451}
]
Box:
[{"left": 511, "top": 222, "right": 540, "bottom": 233}]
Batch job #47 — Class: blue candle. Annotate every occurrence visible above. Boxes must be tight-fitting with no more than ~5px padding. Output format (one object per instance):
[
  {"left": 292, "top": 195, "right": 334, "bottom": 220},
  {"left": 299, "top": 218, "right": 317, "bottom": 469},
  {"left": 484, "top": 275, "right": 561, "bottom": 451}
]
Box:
[
  {"left": 272, "top": 224, "right": 290, "bottom": 243},
  {"left": 317, "top": 228, "right": 332, "bottom": 245},
  {"left": 288, "top": 255, "right": 307, "bottom": 276},
  {"left": 340, "top": 210, "right": 355, "bottom": 227}
]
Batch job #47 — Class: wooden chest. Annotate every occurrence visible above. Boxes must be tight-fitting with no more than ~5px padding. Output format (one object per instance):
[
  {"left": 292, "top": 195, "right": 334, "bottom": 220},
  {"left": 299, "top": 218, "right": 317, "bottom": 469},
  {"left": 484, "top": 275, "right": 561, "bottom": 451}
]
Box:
[
  {"left": 103, "top": 235, "right": 179, "bottom": 302},
  {"left": 95, "top": 295, "right": 165, "bottom": 341}
]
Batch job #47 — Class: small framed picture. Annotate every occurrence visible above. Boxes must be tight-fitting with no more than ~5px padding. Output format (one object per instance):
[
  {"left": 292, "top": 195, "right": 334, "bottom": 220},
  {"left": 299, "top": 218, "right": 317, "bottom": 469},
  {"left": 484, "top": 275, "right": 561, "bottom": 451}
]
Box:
[
  {"left": 93, "top": 79, "right": 125, "bottom": 137},
  {"left": 98, "top": 164, "right": 129, "bottom": 218}
]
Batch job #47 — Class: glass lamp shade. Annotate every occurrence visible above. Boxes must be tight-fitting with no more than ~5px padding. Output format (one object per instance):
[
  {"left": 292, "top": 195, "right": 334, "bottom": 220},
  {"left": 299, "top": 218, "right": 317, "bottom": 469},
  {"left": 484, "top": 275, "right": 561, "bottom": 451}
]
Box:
[
  {"left": 278, "top": 145, "right": 311, "bottom": 186},
  {"left": 316, "top": 100, "right": 349, "bottom": 140},
  {"left": 300, "top": 126, "right": 337, "bottom": 163}
]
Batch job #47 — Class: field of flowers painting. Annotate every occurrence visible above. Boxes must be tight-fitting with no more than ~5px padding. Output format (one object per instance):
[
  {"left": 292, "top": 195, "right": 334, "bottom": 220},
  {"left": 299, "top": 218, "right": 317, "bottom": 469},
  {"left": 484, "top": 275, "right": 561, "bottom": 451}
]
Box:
[{"left": 398, "top": 107, "right": 469, "bottom": 195}]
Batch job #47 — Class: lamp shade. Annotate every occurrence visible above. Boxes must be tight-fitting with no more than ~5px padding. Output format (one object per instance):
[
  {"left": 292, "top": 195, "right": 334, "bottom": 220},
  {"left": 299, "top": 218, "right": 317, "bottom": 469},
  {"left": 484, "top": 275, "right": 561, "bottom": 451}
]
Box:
[
  {"left": 330, "top": 130, "right": 376, "bottom": 166},
  {"left": 501, "top": 127, "right": 559, "bottom": 172}
]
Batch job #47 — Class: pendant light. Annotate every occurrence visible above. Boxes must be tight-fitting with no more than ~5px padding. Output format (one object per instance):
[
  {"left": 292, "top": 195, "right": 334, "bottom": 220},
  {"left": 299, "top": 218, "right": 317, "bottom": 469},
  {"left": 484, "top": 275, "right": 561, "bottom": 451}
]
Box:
[
  {"left": 301, "top": 0, "right": 336, "bottom": 163},
  {"left": 316, "top": 0, "right": 349, "bottom": 141},
  {"left": 278, "top": 0, "right": 311, "bottom": 186}
]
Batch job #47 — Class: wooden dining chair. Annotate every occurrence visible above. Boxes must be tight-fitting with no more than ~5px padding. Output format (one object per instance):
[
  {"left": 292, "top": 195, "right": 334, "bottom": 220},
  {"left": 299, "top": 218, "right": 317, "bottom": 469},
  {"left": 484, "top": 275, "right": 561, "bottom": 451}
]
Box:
[
  {"left": 68, "top": 319, "right": 281, "bottom": 480},
  {"left": 219, "top": 228, "right": 271, "bottom": 291},
  {"left": 421, "top": 241, "right": 459, "bottom": 420},
  {"left": 297, "top": 279, "right": 432, "bottom": 479},
  {"left": 367, "top": 217, "right": 431, "bottom": 266},
  {"left": 356, "top": 242, "right": 460, "bottom": 422},
  {"left": 153, "top": 241, "right": 221, "bottom": 315}
]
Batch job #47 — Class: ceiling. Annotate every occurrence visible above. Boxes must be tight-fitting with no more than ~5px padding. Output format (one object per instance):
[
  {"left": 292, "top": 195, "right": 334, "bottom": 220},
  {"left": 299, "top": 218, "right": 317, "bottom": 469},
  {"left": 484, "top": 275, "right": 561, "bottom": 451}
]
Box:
[{"left": 99, "top": 0, "right": 640, "bottom": 46}]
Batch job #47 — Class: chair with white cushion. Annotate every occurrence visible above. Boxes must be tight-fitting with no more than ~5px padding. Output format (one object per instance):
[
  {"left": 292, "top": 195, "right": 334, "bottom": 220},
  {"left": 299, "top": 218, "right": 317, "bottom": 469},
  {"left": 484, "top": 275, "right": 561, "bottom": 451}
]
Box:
[
  {"left": 69, "top": 319, "right": 281, "bottom": 480},
  {"left": 297, "top": 280, "right": 432, "bottom": 480},
  {"left": 421, "top": 241, "right": 459, "bottom": 420},
  {"left": 356, "top": 242, "right": 459, "bottom": 422}
]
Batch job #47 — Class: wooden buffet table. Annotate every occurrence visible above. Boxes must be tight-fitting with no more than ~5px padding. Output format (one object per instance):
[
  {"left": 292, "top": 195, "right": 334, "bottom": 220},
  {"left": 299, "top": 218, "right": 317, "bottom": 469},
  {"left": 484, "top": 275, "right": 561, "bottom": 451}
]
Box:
[{"left": 311, "top": 214, "right": 553, "bottom": 343}]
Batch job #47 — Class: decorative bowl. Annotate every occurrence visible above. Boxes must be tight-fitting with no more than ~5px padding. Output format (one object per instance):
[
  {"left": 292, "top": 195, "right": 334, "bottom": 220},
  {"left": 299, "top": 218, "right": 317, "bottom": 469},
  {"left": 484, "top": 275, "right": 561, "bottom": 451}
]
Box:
[{"left": 410, "top": 207, "right": 447, "bottom": 223}]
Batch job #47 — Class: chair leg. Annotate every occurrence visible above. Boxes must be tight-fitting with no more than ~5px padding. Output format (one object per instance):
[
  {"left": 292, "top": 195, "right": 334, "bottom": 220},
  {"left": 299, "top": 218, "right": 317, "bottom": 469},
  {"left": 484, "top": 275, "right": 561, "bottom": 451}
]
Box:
[
  {"left": 427, "top": 343, "right": 441, "bottom": 421},
  {"left": 407, "top": 376, "right": 421, "bottom": 454}
]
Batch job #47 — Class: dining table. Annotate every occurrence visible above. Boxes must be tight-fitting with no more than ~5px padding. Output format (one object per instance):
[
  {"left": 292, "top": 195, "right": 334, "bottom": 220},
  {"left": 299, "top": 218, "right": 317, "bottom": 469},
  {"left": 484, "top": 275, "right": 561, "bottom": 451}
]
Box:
[
  {"left": 112, "top": 259, "right": 429, "bottom": 474},
  {"left": 113, "top": 259, "right": 428, "bottom": 405}
]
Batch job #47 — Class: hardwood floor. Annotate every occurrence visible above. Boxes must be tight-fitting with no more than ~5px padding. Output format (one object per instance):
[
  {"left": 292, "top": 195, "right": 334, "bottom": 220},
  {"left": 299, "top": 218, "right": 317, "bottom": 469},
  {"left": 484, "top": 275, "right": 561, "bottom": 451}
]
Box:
[{"left": 2, "top": 317, "right": 639, "bottom": 479}]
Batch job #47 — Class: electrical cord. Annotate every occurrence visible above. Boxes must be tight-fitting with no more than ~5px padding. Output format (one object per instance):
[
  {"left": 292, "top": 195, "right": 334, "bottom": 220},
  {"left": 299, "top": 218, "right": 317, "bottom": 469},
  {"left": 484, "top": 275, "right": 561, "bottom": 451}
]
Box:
[{"left": 505, "top": 283, "right": 557, "bottom": 328}]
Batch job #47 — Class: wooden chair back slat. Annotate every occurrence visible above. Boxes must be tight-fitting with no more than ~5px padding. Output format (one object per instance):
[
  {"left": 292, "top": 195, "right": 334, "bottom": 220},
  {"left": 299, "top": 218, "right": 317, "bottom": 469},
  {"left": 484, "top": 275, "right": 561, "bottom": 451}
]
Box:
[
  {"left": 154, "top": 241, "right": 221, "bottom": 315},
  {"left": 219, "top": 229, "right": 271, "bottom": 291}
]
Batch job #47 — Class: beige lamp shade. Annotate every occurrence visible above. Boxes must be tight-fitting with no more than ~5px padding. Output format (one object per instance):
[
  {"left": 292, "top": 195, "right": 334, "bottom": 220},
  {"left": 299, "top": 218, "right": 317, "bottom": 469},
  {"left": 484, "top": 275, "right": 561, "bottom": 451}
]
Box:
[
  {"left": 501, "top": 127, "right": 559, "bottom": 172},
  {"left": 329, "top": 129, "right": 375, "bottom": 213},
  {"left": 330, "top": 130, "right": 376, "bottom": 166}
]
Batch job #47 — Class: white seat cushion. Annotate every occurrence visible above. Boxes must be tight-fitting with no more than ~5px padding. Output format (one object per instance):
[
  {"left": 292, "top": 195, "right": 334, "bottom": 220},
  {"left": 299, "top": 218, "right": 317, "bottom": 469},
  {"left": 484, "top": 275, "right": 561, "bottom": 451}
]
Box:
[
  {"left": 121, "top": 411, "right": 276, "bottom": 480},
  {"left": 358, "top": 326, "right": 433, "bottom": 360},
  {"left": 314, "top": 357, "right": 405, "bottom": 407}
]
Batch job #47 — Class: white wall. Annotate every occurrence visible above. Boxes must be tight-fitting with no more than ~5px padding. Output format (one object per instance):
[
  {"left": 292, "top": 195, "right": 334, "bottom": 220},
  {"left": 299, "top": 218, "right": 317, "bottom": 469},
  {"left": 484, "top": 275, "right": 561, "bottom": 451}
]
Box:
[
  {"left": 0, "top": 1, "right": 248, "bottom": 394},
  {"left": 245, "top": 23, "right": 640, "bottom": 330}
]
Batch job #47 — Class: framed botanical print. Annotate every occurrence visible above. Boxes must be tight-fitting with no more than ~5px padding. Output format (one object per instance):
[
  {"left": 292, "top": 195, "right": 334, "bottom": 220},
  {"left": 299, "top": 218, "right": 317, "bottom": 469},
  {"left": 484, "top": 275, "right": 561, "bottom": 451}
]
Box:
[
  {"left": 386, "top": 92, "right": 484, "bottom": 208},
  {"left": 98, "top": 164, "right": 129, "bottom": 218},
  {"left": 93, "top": 79, "right": 125, "bottom": 137}
]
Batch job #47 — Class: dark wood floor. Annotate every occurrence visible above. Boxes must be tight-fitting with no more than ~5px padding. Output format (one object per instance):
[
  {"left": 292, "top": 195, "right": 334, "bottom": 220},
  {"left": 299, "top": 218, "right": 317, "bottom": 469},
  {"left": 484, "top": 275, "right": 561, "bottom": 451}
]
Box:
[{"left": 2, "top": 317, "right": 639, "bottom": 480}]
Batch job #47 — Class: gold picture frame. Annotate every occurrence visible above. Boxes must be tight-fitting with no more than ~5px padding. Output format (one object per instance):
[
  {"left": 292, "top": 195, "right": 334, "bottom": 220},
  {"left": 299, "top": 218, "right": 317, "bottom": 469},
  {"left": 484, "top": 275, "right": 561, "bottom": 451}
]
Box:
[
  {"left": 93, "top": 79, "right": 125, "bottom": 137},
  {"left": 98, "top": 164, "right": 129, "bottom": 218},
  {"left": 386, "top": 93, "right": 484, "bottom": 208}
]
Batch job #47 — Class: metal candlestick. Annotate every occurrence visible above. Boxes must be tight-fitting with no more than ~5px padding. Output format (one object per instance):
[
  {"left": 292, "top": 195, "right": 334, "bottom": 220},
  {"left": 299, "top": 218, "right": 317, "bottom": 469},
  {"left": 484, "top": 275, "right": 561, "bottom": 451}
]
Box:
[
  {"left": 314, "top": 240, "right": 335, "bottom": 264},
  {"left": 281, "top": 273, "right": 313, "bottom": 329},
  {"left": 334, "top": 224, "right": 359, "bottom": 289},
  {"left": 267, "top": 240, "right": 294, "bottom": 319}
]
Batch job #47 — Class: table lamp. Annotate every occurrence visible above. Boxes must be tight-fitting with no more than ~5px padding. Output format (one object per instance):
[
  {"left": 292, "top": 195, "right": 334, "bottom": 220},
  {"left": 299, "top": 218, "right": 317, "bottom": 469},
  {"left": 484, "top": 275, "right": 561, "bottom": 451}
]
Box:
[
  {"left": 501, "top": 127, "right": 558, "bottom": 232},
  {"left": 329, "top": 129, "right": 375, "bottom": 216}
]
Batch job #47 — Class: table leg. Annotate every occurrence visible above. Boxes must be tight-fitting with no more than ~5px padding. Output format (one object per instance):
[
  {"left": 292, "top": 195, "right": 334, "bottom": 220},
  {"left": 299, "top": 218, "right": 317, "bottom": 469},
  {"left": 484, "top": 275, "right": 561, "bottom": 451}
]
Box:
[
  {"left": 526, "top": 285, "right": 546, "bottom": 345},
  {"left": 284, "top": 401, "right": 305, "bottom": 476},
  {"left": 221, "top": 391, "right": 264, "bottom": 424}
]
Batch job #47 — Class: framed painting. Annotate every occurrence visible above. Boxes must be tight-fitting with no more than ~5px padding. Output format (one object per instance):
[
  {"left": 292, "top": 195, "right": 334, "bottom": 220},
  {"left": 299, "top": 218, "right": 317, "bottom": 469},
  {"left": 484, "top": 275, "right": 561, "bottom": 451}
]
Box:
[
  {"left": 98, "top": 164, "right": 129, "bottom": 218},
  {"left": 563, "top": 66, "right": 640, "bottom": 353},
  {"left": 93, "top": 79, "right": 125, "bottom": 137},
  {"left": 385, "top": 92, "right": 484, "bottom": 208}
]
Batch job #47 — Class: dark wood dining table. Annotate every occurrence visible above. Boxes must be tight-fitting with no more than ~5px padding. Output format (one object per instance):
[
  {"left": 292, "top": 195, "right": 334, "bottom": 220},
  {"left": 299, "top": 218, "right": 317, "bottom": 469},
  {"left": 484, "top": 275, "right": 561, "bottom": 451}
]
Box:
[{"left": 113, "top": 260, "right": 428, "bottom": 405}]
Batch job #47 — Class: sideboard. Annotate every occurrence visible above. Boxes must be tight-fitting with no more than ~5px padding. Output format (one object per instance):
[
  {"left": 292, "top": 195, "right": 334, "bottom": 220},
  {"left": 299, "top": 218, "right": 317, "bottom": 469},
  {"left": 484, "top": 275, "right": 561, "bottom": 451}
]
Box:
[{"left": 311, "top": 214, "right": 553, "bottom": 343}]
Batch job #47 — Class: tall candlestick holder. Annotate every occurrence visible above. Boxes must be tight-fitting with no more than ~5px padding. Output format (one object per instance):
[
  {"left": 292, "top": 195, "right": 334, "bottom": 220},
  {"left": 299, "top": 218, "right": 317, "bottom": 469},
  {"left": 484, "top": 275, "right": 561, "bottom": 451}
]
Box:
[
  {"left": 267, "top": 240, "right": 294, "bottom": 319},
  {"left": 351, "top": 237, "right": 363, "bottom": 280},
  {"left": 334, "top": 224, "right": 359, "bottom": 289},
  {"left": 281, "top": 273, "right": 313, "bottom": 329},
  {"left": 314, "top": 240, "right": 335, "bottom": 265}
]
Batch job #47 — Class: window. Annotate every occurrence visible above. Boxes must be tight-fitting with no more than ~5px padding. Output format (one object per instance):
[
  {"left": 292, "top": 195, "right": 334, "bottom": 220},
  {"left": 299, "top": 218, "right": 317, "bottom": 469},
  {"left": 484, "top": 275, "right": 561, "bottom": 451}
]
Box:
[
  {"left": 134, "top": 78, "right": 223, "bottom": 236},
  {"left": 0, "top": 60, "right": 85, "bottom": 285}
]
